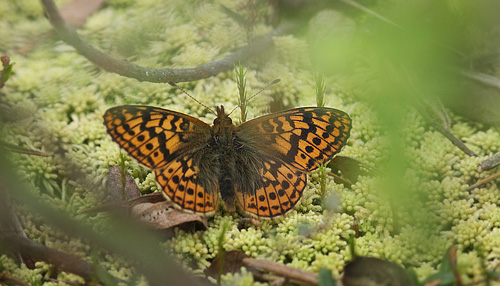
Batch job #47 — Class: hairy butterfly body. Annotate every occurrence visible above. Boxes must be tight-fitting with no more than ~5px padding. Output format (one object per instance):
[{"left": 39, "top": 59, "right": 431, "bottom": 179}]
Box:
[{"left": 103, "top": 105, "right": 351, "bottom": 218}]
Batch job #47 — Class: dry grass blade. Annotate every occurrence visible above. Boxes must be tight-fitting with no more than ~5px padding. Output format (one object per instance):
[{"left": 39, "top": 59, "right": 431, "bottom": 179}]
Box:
[
  {"left": 467, "top": 171, "right": 500, "bottom": 191},
  {"left": 242, "top": 257, "right": 318, "bottom": 285},
  {"left": 1, "top": 141, "right": 49, "bottom": 157}
]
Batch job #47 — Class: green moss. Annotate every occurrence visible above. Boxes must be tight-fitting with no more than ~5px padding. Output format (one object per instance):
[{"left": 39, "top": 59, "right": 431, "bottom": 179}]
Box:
[
  {"left": 220, "top": 267, "right": 266, "bottom": 286},
  {"left": 5, "top": 0, "right": 500, "bottom": 284}
]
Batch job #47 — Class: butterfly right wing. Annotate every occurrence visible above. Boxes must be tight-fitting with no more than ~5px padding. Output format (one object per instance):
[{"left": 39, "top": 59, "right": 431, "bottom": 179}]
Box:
[
  {"left": 234, "top": 155, "right": 307, "bottom": 217},
  {"left": 234, "top": 107, "right": 351, "bottom": 217}
]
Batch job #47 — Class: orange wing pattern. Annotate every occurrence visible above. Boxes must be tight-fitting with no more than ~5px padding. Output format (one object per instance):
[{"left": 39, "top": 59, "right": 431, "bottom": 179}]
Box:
[
  {"left": 103, "top": 105, "right": 217, "bottom": 212},
  {"left": 238, "top": 107, "right": 351, "bottom": 171},
  {"left": 236, "top": 107, "right": 351, "bottom": 217},
  {"left": 155, "top": 155, "right": 218, "bottom": 215},
  {"left": 235, "top": 156, "right": 306, "bottom": 217},
  {"left": 104, "top": 106, "right": 212, "bottom": 169}
]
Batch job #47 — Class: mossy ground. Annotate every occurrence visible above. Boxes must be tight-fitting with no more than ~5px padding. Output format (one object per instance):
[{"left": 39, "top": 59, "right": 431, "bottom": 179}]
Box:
[{"left": 2, "top": 0, "right": 500, "bottom": 285}]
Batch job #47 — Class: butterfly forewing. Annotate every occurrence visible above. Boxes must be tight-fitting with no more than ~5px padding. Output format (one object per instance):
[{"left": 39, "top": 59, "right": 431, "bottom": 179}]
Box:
[
  {"left": 103, "top": 105, "right": 212, "bottom": 169},
  {"left": 237, "top": 107, "right": 352, "bottom": 172}
]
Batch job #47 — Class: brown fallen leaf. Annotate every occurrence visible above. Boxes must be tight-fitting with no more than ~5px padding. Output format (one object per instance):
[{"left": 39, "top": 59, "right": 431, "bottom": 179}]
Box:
[
  {"left": 59, "top": 0, "right": 105, "bottom": 28},
  {"left": 107, "top": 166, "right": 141, "bottom": 201},
  {"left": 130, "top": 193, "right": 208, "bottom": 233},
  {"left": 18, "top": 0, "right": 104, "bottom": 54},
  {"left": 100, "top": 169, "right": 208, "bottom": 235},
  {"left": 237, "top": 217, "right": 262, "bottom": 229},
  {"left": 343, "top": 256, "right": 415, "bottom": 286},
  {"left": 204, "top": 250, "right": 253, "bottom": 278},
  {"left": 328, "top": 155, "right": 372, "bottom": 186}
]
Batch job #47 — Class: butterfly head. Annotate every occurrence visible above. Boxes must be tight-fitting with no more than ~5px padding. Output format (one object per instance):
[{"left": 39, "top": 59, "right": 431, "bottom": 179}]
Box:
[{"left": 213, "top": 105, "right": 233, "bottom": 127}]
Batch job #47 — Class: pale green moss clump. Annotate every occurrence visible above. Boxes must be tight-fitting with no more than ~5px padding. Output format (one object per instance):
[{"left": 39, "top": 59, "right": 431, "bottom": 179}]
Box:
[{"left": 3, "top": 0, "right": 500, "bottom": 285}]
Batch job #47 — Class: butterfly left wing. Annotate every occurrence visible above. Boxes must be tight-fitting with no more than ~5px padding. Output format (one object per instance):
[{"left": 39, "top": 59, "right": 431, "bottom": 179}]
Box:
[
  {"left": 104, "top": 105, "right": 219, "bottom": 214},
  {"left": 155, "top": 155, "right": 218, "bottom": 215},
  {"left": 235, "top": 107, "right": 351, "bottom": 217},
  {"left": 103, "top": 105, "right": 212, "bottom": 170}
]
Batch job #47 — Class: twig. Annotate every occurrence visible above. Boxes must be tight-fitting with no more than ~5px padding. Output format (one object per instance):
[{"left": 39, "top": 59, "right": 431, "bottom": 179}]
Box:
[
  {"left": 40, "top": 0, "right": 296, "bottom": 83},
  {"left": 1, "top": 141, "right": 49, "bottom": 157},
  {"left": 242, "top": 257, "right": 318, "bottom": 285},
  {"left": 425, "top": 114, "right": 477, "bottom": 157},
  {"left": 467, "top": 171, "right": 500, "bottom": 191},
  {"left": 479, "top": 152, "right": 500, "bottom": 171},
  {"left": 0, "top": 176, "right": 34, "bottom": 267},
  {"left": 0, "top": 271, "right": 30, "bottom": 286},
  {"left": 42, "top": 278, "right": 83, "bottom": 286}
]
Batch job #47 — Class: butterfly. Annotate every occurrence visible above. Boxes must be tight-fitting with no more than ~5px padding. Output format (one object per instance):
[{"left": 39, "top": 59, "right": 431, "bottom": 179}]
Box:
[{"left": 103, "top": 104, "right": 351, "bottom": 218}]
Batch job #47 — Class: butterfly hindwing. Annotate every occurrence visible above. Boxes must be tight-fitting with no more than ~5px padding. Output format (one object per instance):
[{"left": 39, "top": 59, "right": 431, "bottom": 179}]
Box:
[
  {"left": 235, "top": 156, "right": 306, "bottom": 217},
  {"left": 237, "top": 107, "right": 351, "bottom": 172},
  {"left": 155, "top": 155, "right": 218, "bottom": 215},
  {"left": 103, "top": 105, "right": 212, "bottom": 169}
]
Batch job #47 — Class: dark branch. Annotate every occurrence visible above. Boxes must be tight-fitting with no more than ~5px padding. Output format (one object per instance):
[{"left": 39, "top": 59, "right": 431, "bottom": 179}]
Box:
[
  {"left": 40, "top": 0, "right": 296, "bottom": 83},
  {"left": 0, "top": 233, "right": 120, "bottom": 283}
]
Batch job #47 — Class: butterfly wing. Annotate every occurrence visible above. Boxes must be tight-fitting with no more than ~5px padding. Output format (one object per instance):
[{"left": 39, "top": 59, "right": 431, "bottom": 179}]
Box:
[
  {"left": 103, "top": 105, "right": 218, "bottom": 214},
  {"left": 235, "top": 107, "right": 351, "bottom": 217},
  {"left": 103, "top": 105, "right": 212, "bottom": 169},
  {"left": 234, "top": 155, "right": 307, "bottom": 217},
  {"left": 155, "top": 155, "right": 218, "bottom": 215}
]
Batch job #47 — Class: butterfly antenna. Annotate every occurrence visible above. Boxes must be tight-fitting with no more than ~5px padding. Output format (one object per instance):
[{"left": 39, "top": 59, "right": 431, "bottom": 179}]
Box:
[
  {"left": 168, "top": 82, "right": 216, "bottom": 115},
  {"left": 228, "top": 79, "right": 281, "bottom": 115}
]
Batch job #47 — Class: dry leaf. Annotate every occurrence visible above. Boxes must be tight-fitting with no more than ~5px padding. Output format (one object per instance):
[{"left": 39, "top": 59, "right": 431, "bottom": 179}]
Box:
[
  {"left": 130, "top": 193, "right": 208, "bottom": 233},
  {"left": 107, "top": 166, "right": 141, "bottom": 201},
  {"left": 204, "top": 250, "right": 250, "bottom": 278},
  {"left": 343, "top": 256, "right": 415, "bottom": 286},
  {"left": 59, "top": 0, "right": 105, "bottom": 28}
]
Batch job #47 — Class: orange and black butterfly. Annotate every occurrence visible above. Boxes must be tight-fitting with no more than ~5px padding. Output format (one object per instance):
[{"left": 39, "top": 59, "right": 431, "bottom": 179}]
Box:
[{"left": 103, "top": 103, "right": 351, "bottom": 218}]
